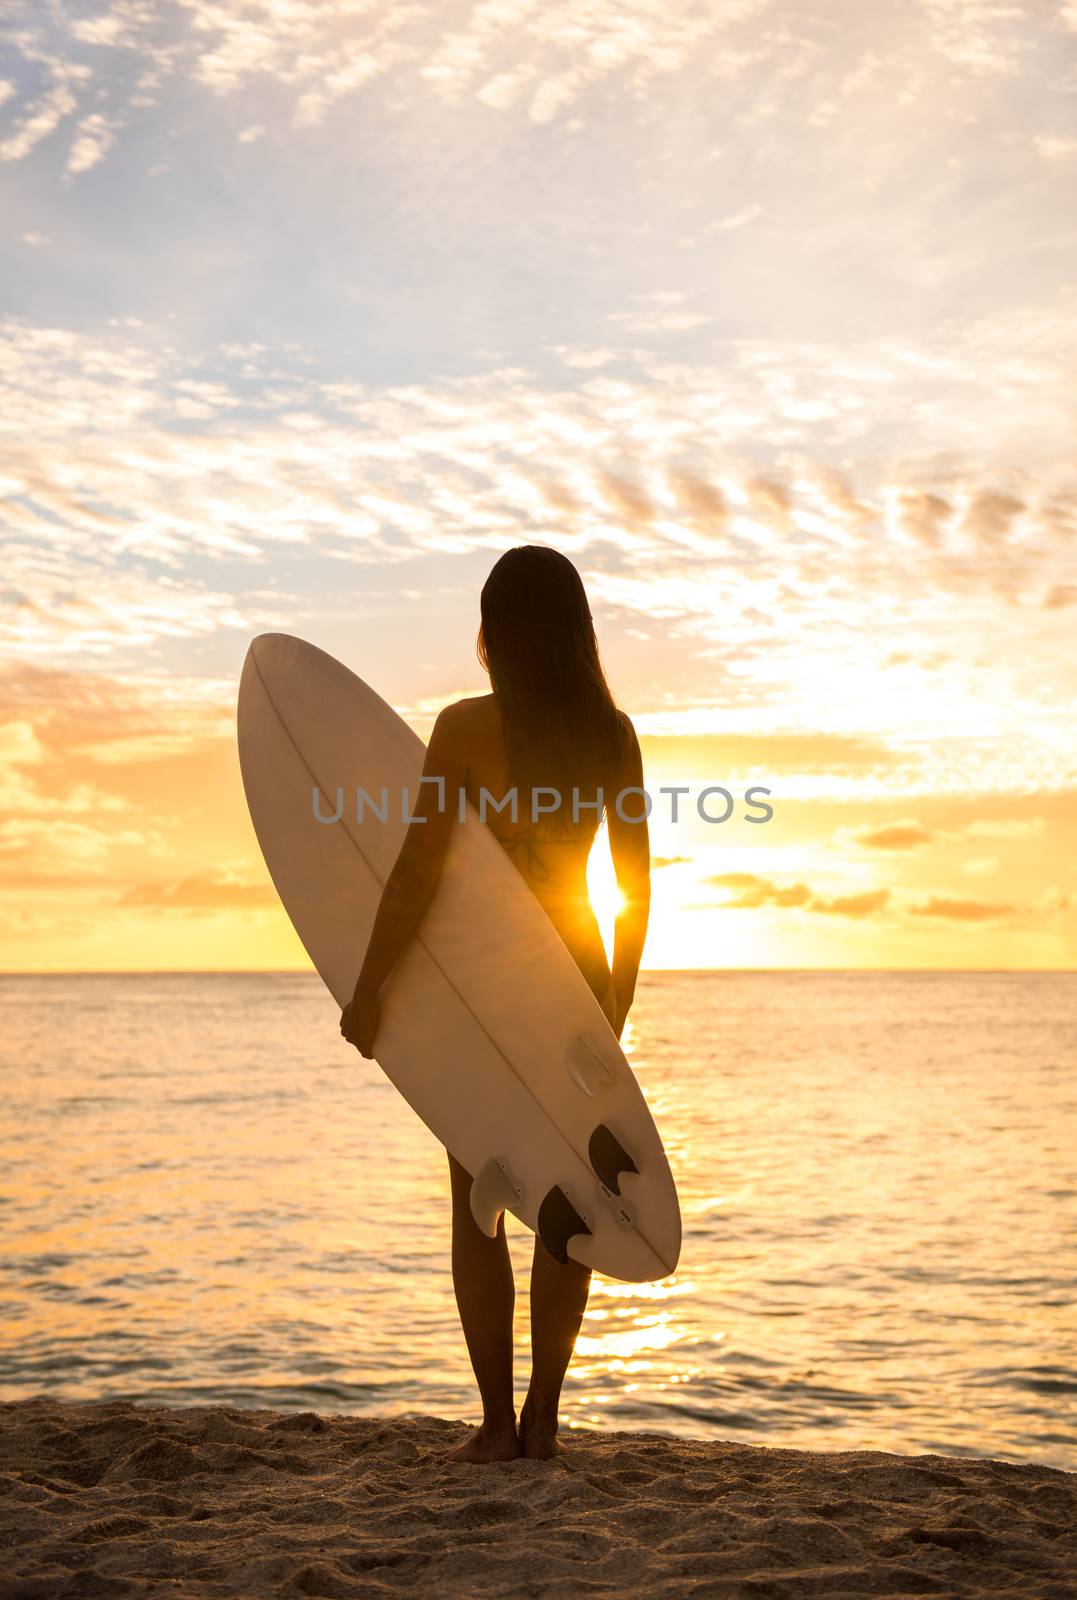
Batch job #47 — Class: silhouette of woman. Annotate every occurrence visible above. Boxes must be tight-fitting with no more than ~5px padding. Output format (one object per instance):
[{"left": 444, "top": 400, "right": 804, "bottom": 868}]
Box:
[{"left": 341, "top": 546, "right": 651, "bottom": 1461}]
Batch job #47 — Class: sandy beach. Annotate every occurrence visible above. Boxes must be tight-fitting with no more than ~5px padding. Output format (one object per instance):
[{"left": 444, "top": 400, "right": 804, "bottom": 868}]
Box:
[{"left": 0, "top": 1400, "right": 1072, "bottom": 1599}]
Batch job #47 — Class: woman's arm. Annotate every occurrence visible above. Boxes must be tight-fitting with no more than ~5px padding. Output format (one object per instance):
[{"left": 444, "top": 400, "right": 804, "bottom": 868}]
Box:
[
  {"left": 606, "top": 714, "right": 650, "bottom": 1039},
  {"left": 341, "top": 705, "right": 465, "bottom": 1057}
]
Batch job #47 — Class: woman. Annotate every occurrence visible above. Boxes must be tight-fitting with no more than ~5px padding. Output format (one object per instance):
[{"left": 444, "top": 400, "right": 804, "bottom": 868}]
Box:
[{"left": 340, "top": 546, "right": 650, "bottom": 1463}]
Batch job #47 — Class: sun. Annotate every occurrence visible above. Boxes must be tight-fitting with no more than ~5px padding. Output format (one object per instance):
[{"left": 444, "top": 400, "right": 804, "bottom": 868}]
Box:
[{"left": 586, "top": 829, "right": 627, "bottom": 952}]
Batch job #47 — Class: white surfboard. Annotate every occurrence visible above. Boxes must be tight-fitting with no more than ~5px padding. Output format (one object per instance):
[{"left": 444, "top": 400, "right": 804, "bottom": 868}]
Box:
[{"left": 237, "top": 633, "right": 681, "bottom": 1283}]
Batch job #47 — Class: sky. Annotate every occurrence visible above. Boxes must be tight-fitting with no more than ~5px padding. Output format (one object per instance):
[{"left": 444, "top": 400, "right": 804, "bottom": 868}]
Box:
[{"left": 1, "top": 0, "right": 1075, "bottom": 972}]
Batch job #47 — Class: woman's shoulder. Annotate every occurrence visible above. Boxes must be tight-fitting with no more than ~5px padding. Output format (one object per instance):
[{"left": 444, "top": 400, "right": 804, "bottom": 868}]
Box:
[
  {"left": 613, "top": 705, "right": 639, "bottom": 751},
  {"left": 436, "top": 692, "right": 498, "bottom": 728},
  {"left": 610, "top": 707, "right": 641, "bottom": 783},
  {"left": 430, "top": 693, "right": 500, "bottom": 754}
]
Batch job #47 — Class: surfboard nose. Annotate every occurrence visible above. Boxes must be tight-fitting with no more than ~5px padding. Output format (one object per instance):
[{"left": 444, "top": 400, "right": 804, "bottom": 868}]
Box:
[
  {"left": 248, "top": 632, "right": 298, "bottom": 672},
  {"left": 246, "top": 633, "right": 329, "bottom": 698},
  {"left": 247, "top": 634, "right": 347, "bottom": 693}
]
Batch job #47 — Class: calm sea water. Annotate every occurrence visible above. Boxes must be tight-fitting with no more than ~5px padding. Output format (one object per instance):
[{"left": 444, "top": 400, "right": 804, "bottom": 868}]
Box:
[{"left": 1, "top": 971, "right": 1074, "bottom": 1470}]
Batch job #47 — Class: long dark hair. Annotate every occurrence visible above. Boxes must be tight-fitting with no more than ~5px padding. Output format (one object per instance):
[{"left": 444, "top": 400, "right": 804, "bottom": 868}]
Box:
[{"left": 477, "top": 546, "right": 630, "bottom": 833}]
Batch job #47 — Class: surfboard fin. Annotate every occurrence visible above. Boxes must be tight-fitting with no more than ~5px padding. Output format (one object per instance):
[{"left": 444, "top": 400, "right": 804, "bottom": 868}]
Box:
[
  {"left": 469, "top": 1157, "right": 522, "bottom": 1238},
  {"left": 566, "top": 1035, "right": 614, "bottom": 1097},
  {"left": 537, "top": 1184, "right": 593, "bottom": 1265},
  {"left": 589, "top": 1124, "right": 639, "bottom": 1196}
]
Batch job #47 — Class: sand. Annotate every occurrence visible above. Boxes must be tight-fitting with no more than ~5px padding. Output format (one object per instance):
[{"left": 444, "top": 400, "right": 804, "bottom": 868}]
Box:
[{"left": 1, "top": 1400, "right": 1073, "bottom": 1599}]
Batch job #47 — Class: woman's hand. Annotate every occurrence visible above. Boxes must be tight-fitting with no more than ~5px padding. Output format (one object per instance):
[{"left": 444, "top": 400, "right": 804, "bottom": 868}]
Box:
[{"left": 341, "top": 980, "right": 381, "bottom": 1058}]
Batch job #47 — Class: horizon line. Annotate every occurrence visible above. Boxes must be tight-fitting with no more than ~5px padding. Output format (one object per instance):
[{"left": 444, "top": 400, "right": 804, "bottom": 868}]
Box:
[{"left": 0, "top": 966, "right": 1073, "bottom": 978}]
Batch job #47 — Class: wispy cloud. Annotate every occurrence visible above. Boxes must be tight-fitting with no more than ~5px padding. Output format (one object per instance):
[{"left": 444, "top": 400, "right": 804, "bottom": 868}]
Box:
[
  {"left": 707, "top": 873, "right": 893, "bottom": 917},
  {"left": 911, "top": 895, "right": 1013, "bottom": 921},
  {"left": 2, "top": 305, "right": 1073, "bottom": 803},
  {"left": 118, "top": 865, "right": 277, "bottom": 911},
  {"left": 852, "top": 821, "right": 934, "bottom": 850}
]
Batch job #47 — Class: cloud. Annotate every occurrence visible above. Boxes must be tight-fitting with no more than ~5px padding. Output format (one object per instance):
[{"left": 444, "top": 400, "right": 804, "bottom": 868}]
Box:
[
  {"left": 708, "top": 872, "right": 812, "bottom": 909},
  {"left": 0, "top": 718, "right": 48, "bottom": 767},
  {"left": 888, "top": 490, "right": 953, "bottom": 550},
  {"left": 852, "top": 820, "right": 933, "bottom": 849},
  {"left": 667, "top": 470, "right": 729, "bottom": 536},
  {"left": 707, "top": 873, "right": 892, "bottom": 917},
  {"left": 0, "top": 813, "right": 146, "bottom": 868},
  {"left": 960, "top": 488, "right": 1024, "bottom": 547},
  {"left": 745, "top": 476, "right": 794, "bottom": 531},
  {"left": 0, "top": 662, "right": 234, "bottom": 756},
  {"left": 961, "top": 856, "right": 998, "bottom": 876},
  {"left": 0, "top": 660, "right": 263, "bottom": 946},
  {"left": 117, "top": 866, "right": 277, "bottom": 911},
  {"left": 0, "top": 672, "right": 188, "bottom": 881},
  {"left": 965, "top": 817, "right": 1045, "bottom": 840},
  {"left": 0, "top": 80, "right": 79, "bottom": 164},
  {"left": 1036, "top": 888, "right": 1071, "bottom": 915},
  {"left": 1, "top": 297, "right": 1076, "bottom": 786},
  {"left": 704, "top": 870, "right": 889, "bottom": 921},
  {"left": 608, "top": 308, "right": 713, "bottom": 336},
  {"left": 711, "top": 203, "right": 764, "bottom": 233},
  {"left": 4, "top": 566, "right": 266, "bottom": 660},
  {"left": 0, "top": 0, "right": 778, "bottom": 166},
  {"left": 0, "top": 904, "right": 95, "bottom": 945},
  {"left": 910, "top": 896, "right": 1013, "bottom": 921},
  {"left": 596, "top": 469, "right": 656, "bottom": 530},
  {"left": 65, "top": 112, "right": 122, "bottom": 176},
  {"left": 809, "top": 888, "right": 891, "bottom": 918},
  {"left": 1034, "top": 135, "right": 1077, "bottom": 161},
  {"left": 0, "top": 0, "right": 1070, "bottom": 210},
  {"left": 917, "top": 0, "right": 1036, "bottom": 76}
]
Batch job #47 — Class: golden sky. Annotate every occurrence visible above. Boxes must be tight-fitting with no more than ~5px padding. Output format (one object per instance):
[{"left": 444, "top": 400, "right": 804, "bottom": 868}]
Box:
[{"left": 1, "top": 0, "right": 1075, "bottom": 970}]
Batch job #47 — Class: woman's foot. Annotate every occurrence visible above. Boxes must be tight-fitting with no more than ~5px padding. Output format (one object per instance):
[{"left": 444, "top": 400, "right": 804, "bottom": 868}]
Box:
[
  {"left": 441, "top": 1421, "right": 522, "bottom": 1463},
  {"left": 518, "top": 1401, "right": 561, "bottom": 1459}
]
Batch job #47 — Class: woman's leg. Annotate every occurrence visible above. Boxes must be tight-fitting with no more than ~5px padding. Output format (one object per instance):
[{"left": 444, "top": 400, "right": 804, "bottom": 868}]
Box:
[
  {"left": 519, "top": 1232, "right": 592, "bottom": 1458},
  {"left": 517, "top": 945, "right": 605, "bottom": 1456},
  {"left": 442, "top": 1150, "right": 520, "bottom": 1461}
]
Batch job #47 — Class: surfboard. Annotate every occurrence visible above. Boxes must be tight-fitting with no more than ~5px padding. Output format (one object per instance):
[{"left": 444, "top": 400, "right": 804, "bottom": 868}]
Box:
[{"left": 237, "top": 633, "right": 681, "bottom": 1283}]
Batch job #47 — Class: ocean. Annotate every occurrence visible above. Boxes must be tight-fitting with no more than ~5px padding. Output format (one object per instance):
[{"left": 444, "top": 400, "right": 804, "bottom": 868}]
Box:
[{"left": 2, "top": 970, "right": 1074, "bottom": 1470}]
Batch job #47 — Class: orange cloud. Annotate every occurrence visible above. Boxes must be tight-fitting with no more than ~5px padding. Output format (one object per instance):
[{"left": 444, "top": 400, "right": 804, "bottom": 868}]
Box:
[
  {"left": 535, "top": 477, "right": 581, "bottom": 517},
  {"left": 961, "top": 489, "right": 1024, "bottom": 546},
  {"left": 809, "top": 889, "right": 891, "bottom": 917},
  {"left": 911, "top": 896, "right": 1013, "bottom": 921},
  {"left": 0, "top": 662, "right": 233, "bottom": 759},
  {"left": 596, "top": 469, "right": 655, "bottom": 530},
  {"left": 853, "top": 820, "right": 933, "bottom": 849},
  {"left": 667, "top": 470, "right": 728, "bottom": 535},
  {"left": 894, "top": 490, "right": 952, "bottom": 549},
  {"left": 708, "top": 873, "right": 891, "bottom": 917},
  {"left": 745, "top": 475, "right": 793, "bottom": 529},
  {"left": 118, "top": 867, "right": 276, "bottom": 912},
  {"left": 708, "top": 873, "right": 813, "bottom": 909}
]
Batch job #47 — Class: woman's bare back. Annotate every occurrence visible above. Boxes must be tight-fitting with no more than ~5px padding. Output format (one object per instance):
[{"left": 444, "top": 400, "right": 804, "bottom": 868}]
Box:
[{"left": 444, "top": 693, "right": 613, "bottom": 1006}]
